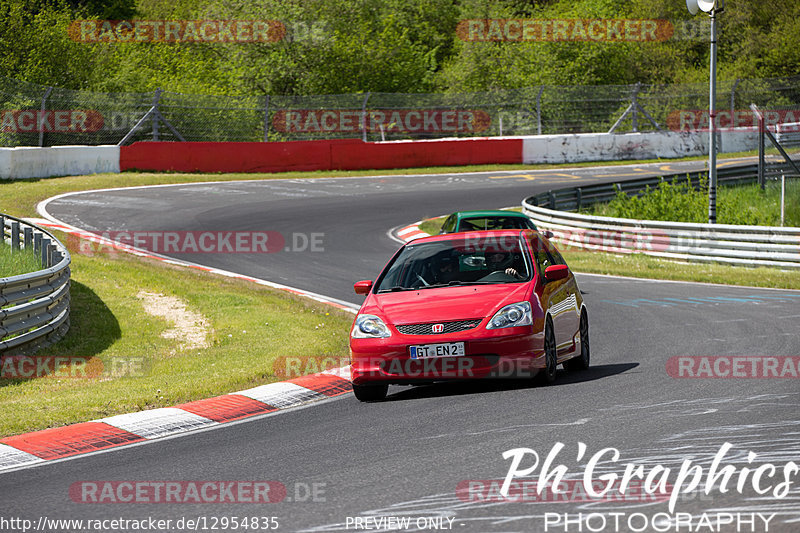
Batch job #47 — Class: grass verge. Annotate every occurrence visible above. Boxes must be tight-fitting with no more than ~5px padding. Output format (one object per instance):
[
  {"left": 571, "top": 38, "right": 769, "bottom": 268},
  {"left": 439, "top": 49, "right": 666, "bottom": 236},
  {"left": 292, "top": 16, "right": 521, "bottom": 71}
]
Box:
[
  {"left": 415, "top": 215, "right": 800, "bottom": 290},
  {"left": 0, "top": 248, "right": 352, "bottom": 437},
  {"left": 418, "top": 217, "right": 446, "bottom": 236},
  {"left": 0, "top": 244, "right": 42, "bottom": 278}
]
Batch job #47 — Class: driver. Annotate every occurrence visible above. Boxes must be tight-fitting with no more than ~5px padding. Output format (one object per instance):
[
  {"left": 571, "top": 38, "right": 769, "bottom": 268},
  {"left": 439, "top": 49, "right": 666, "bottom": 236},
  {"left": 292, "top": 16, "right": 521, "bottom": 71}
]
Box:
[{"left": 487, "top": 251, "right": 524, "bottom": 279}]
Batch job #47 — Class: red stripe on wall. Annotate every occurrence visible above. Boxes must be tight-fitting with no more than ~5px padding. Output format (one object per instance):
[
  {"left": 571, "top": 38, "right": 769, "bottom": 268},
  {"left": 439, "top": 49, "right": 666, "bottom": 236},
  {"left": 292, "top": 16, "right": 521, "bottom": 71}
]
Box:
[
  {"left": 120, "top": 138, "right": 522, "bottom": 174},
  {"left": 120, "top": 140, "right": 336, "bottom": 173},
  {"left": 330, "top": 138, "right": 522, "bottom": 170}
]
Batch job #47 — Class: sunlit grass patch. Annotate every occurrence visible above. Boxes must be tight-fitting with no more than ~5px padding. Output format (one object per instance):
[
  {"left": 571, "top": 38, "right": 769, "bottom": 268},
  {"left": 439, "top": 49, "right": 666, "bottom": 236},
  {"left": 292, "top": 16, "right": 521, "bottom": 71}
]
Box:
[{"left": 0, "top": 243, "right": 41, "bottom": 278}]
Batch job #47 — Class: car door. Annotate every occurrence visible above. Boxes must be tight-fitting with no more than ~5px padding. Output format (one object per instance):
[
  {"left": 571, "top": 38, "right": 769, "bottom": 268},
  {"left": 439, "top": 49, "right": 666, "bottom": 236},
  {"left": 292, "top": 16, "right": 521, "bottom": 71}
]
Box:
[
  {"left": 543, "top": 239, "right": 580, "bottom": 349},
  {"left": 528, "top": 233, "right": 575, "bottom": 355}
]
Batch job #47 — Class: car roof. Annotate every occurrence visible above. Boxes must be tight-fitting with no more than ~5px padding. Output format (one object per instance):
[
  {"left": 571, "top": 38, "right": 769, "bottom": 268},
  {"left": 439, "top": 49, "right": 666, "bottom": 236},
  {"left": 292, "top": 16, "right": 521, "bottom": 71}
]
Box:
[
  {"left": 409, "top": 229, "right": 526, "bottom": 245},
  {"left": 451, "top": 210, "right": 528, "bottom": 219}
]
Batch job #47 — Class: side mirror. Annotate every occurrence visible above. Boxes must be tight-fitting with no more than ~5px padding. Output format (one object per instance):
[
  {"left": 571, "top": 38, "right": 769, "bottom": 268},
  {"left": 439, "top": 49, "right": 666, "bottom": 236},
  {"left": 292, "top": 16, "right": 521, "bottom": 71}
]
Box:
[
  {"left": 544, "top": 264, "right": 569, "bottom": 282},
  {"left": 541, "top": 230, "right": 554, "bottom": 239},
  {"left": 354, "top": 280, "right": 373, "bottom": 295}
]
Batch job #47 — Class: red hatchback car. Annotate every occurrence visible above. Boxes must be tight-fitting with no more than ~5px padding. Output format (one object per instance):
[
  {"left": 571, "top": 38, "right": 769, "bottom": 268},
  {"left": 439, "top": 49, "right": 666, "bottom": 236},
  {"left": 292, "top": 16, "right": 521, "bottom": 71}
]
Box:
[{"left": 349, "top": 229, "right": 589, "bottom": 401}]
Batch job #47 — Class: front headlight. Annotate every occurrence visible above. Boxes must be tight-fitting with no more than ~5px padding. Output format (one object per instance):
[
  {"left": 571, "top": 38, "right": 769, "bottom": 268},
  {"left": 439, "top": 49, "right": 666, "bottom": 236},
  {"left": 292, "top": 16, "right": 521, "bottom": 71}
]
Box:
[
  {"left": 351, "top": 314, "right": 392, "bottom": 338},
  {"left": 486, "top": 301, "right": 533, "bottom": 329}
]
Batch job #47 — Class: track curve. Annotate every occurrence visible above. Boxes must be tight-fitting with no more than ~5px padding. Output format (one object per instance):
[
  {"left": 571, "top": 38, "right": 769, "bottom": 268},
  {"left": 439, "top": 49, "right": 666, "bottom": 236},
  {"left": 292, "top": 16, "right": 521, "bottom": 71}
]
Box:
[{"left": 4, "top": 159, "right": 799, "bottom": 532}]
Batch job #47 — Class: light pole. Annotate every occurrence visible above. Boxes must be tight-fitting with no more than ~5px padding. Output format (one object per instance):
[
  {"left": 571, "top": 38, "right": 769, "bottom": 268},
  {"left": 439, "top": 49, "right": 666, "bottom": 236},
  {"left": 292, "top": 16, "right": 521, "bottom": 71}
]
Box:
[{"left": 687, "top": 0, "right": 724, "bottom": 224}]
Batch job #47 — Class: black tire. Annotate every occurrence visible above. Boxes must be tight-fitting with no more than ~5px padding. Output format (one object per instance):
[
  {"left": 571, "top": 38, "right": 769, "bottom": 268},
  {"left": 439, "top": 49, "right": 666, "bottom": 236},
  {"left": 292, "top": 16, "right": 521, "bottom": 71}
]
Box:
[
  {"left": 352, "top": 383, "right": 388, "bottom": 402},
  {"left": 539, "top": 319, "right": 558, "bottom": 385},
  {"left": 566, "top": 310, "right": 590, "bottom": 372}
]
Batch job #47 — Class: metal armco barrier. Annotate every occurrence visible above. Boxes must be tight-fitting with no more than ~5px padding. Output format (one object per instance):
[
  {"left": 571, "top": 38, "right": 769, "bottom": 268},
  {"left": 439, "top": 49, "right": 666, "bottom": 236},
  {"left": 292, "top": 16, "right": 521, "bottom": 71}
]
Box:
[
  {"left": 1, "top": 214, "right": 71, "bottom": 354},
  {"left": 522, "top": 163, "right": 800, "bottom": 269}
]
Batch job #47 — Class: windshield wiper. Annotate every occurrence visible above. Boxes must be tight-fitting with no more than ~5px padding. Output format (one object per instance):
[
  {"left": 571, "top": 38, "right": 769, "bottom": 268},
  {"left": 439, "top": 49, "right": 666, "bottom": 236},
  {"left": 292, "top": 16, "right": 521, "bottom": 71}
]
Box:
[
  {"left": 378, "top": 286, "right": 413, "bottom": 293},
  {"left": 422, "top": 280, "right": 488, "bottom": 288},
  {"left": 433, "top": 280, "right": 524, "bottom": 286}
]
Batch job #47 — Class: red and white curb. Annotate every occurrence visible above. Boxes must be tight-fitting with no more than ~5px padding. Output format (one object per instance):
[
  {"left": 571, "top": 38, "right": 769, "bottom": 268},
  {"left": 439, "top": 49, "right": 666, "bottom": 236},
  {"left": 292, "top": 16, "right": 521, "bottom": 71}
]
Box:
[
  {"left": 392, "top": 220, "right": 429, "bottom": 243},
  {"left": 0, "top": 368, "right": 352, "bottom": 473}
]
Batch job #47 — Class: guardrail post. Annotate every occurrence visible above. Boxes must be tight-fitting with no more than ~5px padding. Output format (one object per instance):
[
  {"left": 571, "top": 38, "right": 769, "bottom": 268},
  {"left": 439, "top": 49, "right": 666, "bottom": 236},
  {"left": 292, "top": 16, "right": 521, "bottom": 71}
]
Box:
[
  {"left": 50, "top": 246, "right": 59, "bottom": 267},
  {"left": 42, "top": 237, "right": 51, "bottom": 267},
  {"left": 23, "top": 227, "right": 32, "bottom": 249},
  {"left": 781, "top": 173, "right": 786, "bottom": 226},
  {"left": 576, "top": 188, "right": 583, "bottom": 210},
  {"left": 751, "top": 103, "right": 766, "bottom": 190},
  {"left": 263, "top": 94, "right": 270, "bottom": 142},
  {"left": 11, "top": 221, "right": 19, "bottom": 251},
  {"left": 536, "top": 86, "right": 544, "bottom": 135},
  {"left": 758, "top": 116, "right": 765, "bottom": 190},
  {"left": 548, "top": 190, "right": 556, "bottom": 209},
  {"left": 152, "top": 88, "right": 162, "bottom": 142},
  {"left": 0, "top": 215, "right": 4, "bottom": 241},
  {"left": 34, "top": 233, "right": 42, "bottom": 263},
  {"left": 361, "top": 92, "right": 371, "bottom": 142},
  {"left": 730, "top": 78, "right": 740, "bottom": 124},
  {"left": 38, "top": 86, "right": 53, "bottom": 148}
]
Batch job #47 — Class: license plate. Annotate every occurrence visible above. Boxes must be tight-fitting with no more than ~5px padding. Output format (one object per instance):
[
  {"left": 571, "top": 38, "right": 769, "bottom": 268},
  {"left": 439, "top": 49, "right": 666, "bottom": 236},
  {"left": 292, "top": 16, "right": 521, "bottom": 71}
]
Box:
[{"left": 409, "top": 342, "right": 465, "bottom": 360}]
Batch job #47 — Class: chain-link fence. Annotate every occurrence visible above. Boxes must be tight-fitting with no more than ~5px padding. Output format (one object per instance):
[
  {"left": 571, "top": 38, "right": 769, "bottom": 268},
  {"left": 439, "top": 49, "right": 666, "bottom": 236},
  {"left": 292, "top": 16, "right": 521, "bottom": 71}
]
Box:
[{"left": 1, "top": 75, "right": 799, "bottom": 146}]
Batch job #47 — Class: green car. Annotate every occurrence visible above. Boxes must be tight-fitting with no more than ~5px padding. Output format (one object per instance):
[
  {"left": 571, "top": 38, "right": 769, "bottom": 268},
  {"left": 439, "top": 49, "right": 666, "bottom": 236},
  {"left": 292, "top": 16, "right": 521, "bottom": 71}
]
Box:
[{"left": 439, "top": 210, "right": 538, "bottom": 234}]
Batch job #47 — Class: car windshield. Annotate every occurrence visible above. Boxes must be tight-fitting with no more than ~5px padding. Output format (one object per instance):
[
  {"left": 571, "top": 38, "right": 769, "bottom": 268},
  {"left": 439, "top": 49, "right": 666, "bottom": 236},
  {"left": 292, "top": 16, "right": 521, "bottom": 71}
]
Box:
[
  {"left": 457, "top": 216, "right": 528, "bottom": 231},
  {"left": 376, "top": 236, "right": 531, "bottom": 292}
]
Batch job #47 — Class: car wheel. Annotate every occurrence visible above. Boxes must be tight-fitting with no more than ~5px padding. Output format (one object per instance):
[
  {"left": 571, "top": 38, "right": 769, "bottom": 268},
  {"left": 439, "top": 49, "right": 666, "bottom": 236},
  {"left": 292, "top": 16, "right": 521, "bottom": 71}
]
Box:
[
  {"left": 539, "top": 319, "right": 558, "bottom": 385},
  {"left": 352, "top": 383, "right": 388, "bottom": 402},
  {"left": 566, "top": 310, "right": 590, "bottom": 372}
]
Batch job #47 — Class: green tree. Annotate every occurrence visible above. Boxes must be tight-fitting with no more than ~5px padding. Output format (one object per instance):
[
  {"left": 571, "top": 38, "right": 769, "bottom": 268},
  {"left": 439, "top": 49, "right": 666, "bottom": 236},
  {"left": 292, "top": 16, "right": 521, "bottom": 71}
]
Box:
[{"left": 0, "top": 0, "right": 98, "bottom": 89}]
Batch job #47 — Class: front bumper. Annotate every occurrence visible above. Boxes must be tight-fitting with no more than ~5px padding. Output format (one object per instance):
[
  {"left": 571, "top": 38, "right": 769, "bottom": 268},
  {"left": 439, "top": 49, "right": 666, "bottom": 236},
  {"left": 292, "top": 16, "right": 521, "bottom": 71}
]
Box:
[{"left": 349, "top": 327, "right": 545, "bottom": 385}]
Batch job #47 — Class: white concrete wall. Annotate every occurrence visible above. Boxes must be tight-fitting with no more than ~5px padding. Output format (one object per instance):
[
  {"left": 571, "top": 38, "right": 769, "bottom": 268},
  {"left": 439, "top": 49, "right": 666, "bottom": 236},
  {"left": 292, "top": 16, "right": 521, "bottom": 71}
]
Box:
[
  {"left": 522, "top": 129, "right": 759, "bottom": 164},
  {"left": 719, "top": 129, "right": 760, "bottom": 153},
  {"left": 0, "top": 149, "right": 11, "bottom": 179},
  {"left": 0, "top": 145, "right": 120, "bottom": 180}
]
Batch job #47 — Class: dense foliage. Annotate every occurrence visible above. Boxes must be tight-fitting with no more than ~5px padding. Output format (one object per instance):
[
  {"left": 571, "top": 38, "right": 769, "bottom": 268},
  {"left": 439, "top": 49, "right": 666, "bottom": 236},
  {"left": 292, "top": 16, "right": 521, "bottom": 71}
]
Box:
[{"left": 1, "top": 0, "right": 799, "bottom": 95}]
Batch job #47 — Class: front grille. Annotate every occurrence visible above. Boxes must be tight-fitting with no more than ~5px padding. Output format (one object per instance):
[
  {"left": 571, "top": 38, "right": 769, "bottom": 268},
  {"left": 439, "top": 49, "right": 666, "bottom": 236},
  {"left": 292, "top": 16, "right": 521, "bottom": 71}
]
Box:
[{"left": 396, "top": 319, "right": 482, "bottom": 335}]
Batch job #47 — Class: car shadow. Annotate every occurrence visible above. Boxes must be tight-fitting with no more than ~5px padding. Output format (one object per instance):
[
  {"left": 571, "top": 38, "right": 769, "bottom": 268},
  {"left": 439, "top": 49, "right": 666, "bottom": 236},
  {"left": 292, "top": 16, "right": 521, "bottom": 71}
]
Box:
[{"left": 382, "top": 362, "right": 639, "bottom": 402}]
